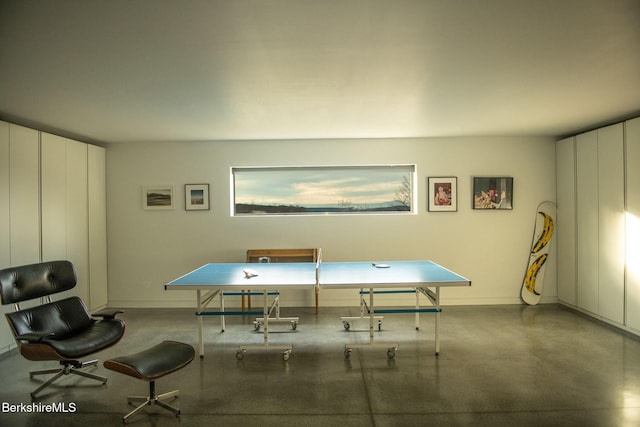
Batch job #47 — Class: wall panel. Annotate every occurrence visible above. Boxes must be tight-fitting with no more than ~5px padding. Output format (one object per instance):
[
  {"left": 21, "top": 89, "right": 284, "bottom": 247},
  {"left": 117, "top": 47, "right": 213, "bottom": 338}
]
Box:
[
  {"left": 0, "top": 121, "right": 9, "bottom": 267},
  {"left": 41, "top": 132, "right": 68, "bottom": 261},
  {"left": 626, "top": 117, "right": 640, "bottom": 330},
  {"left": 8, "top": 124, "right": 40, "bottom": 266},
  {"left": 576, "top": 130, "right": 599, "bottom": 314},
  {"left": 0, "top": 122, "right": 107, "bottom": 355},
  {"left": 88, "top": 145, "right": 108, "bottom": 310},
  {"left": 597, "top": 123, "right": 625, "bottom": 324},
  {"left": 556, "top": 136, "right": 576, "bottom": 305},
  {"left": 0, "top": 121, "right": 11, "bottom": 352},
  {"left": 66, "top": 139, "right": 89, "bottom": 302}
]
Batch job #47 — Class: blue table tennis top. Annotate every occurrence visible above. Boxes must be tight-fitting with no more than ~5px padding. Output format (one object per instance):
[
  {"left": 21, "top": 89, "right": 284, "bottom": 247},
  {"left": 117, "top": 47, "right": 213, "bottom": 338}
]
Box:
[
  {"left": 166, "top": 262, "right": 317, "bottom": 288},
  {"left": 319, "top": 261, "right": 470, "bottom": 288},
  {"left": 165, "top": 260, "right": 470, "bottom": 290}
]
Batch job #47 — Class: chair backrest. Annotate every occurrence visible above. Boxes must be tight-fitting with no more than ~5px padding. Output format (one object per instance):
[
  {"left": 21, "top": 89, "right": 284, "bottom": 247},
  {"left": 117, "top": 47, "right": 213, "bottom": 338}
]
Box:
[
  {"left": 246, "top": 248, "right": 318, "bottom": 263},
  {"left": 0, "top": 260, "right": 77, "bottom": 305}
]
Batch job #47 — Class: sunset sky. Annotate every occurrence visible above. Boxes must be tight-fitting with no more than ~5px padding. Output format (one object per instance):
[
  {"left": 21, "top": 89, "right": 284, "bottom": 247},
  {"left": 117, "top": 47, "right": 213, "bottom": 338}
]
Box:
[{"left": 233, "top": 167, "right": 412, "bottom": 207}]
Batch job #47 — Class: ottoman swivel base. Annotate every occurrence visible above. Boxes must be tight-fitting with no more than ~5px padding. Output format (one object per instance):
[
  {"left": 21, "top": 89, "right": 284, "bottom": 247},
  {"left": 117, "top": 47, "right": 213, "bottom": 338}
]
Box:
[
  {"left": 104, "top": 340, "right": 195, "bottom": 423},
  {"left": 124, "top": 380, "right": 181, "bottom": 421}
]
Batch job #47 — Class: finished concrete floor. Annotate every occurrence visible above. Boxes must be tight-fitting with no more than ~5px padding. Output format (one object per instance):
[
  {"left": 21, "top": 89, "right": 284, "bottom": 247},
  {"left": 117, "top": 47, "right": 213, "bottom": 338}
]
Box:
[{"left": 1, "top": 304, "right": 639, "bottom": 426}]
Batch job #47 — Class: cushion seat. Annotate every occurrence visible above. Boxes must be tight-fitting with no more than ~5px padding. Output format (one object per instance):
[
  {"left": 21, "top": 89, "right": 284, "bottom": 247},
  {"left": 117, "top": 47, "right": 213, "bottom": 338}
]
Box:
[
  {"left": 104, "top": 340, "right": 195, "bottom": 380},
  {"left": 44, "top": 320, "right": 126, "bottom": 359}
]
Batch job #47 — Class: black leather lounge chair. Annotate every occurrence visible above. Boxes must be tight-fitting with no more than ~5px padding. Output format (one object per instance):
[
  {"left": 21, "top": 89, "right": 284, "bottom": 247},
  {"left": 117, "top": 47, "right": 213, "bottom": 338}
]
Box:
[{"left": 0, "top": 260, "right": 125, "bottom": 399}]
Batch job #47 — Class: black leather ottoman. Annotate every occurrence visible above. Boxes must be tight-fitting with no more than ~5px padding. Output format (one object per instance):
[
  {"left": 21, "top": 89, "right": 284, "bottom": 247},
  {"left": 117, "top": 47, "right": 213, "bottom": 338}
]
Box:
[{"left": 104, "top": 340, "right": 195, "bottom": 423}]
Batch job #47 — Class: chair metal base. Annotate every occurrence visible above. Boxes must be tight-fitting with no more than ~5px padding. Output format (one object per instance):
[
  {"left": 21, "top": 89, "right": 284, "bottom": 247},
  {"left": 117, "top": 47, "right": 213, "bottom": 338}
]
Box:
[
  {"left": 122, "top": 380, "right": 181, "bottom": 423},
  {"left": 29, "top": 359, "right": 107, "bottom": 399}
]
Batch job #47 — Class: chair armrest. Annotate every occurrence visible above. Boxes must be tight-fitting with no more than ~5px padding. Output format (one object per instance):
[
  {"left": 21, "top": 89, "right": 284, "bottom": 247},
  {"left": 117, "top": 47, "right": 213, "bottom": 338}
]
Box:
[
  {"left": 15, "top": 332, "right": 55, "bottom": 343},
  {"left": 92, "top": 308, "right": 125, "bottom": 320}
]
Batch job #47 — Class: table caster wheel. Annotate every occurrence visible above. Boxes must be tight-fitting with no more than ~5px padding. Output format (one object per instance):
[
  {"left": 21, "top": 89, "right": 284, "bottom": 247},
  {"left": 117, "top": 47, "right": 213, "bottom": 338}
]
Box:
[
  {"left": 343, "top": 321, "right": 350, "bottom": 331},
  {"left": 236, "top": 350, "right": 245, "bottom": 360},
  {"left": 387, "top": 348, "right": 396, "bottom": 359},
  {"left": 254, "top": 322, "right": 261, "bottom": 331},
  {"left": 283, "top": 351, "right": 291, "bottom": 361},
  {"left": 378, "top": 321, "right": 382, "bottom": 331},
  {"left": 291, "top": 321, "right": 298, "bottom": 330},
  {"left": 344, "top": 348, "right": 352, "bottom": 359}
]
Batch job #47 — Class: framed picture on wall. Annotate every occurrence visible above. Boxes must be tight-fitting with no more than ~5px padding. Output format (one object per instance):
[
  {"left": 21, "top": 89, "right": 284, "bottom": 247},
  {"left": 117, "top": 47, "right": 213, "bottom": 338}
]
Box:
[
  {"left": 428, "top": 177, "right": 457, "bottom": 212},
  {"left": 472, "top": 177, "right": 513, "bottom": 210},
  {"left": 142, "top": 185, "right": 175, "bottom": 210},
  {"left": 185, "top": 184, "right": 210, "bottom": 211}
]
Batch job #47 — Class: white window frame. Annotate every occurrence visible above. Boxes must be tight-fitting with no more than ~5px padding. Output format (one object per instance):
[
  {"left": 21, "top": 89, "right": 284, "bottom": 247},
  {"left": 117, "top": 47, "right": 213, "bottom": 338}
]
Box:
[{"left": 230, "top": 165, "right": 417, "bottom": 216}]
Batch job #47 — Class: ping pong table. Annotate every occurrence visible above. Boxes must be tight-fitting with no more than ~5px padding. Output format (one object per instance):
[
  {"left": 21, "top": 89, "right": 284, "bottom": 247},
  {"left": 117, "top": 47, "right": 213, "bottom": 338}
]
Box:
[{"left": 165, "top": 255, "right": 471, "bottom": 360}]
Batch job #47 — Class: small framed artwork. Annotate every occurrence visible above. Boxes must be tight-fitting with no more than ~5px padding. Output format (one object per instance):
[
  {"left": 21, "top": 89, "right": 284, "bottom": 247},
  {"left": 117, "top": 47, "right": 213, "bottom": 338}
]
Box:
[
  {"left": 428, "top": 177, "right": 457, "bottom": 212},
  {"left": 472, "top": 177, "right": 513, "bottom": 210},
  {"left": 142, "top": 185, "right": 175, "bottom": 210},
  {"left": 185, "top": 184, "right": 210, "bottom": 211}
]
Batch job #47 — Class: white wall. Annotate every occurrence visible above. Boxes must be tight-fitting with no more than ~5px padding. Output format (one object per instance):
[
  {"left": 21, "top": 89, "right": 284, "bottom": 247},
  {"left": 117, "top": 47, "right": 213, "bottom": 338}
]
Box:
[{"left": 106, "top": 136, "right": 556, "bottom": 308}]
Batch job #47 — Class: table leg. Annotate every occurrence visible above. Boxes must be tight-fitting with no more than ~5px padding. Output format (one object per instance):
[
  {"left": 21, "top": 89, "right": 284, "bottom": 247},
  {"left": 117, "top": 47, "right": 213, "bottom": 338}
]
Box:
[
  {"left": 435, "top": 287, "right": 440, "bottom": 356},
  {"left": 238, "top": 290, "right": 293, "bottom": 361},
  {"left": 344, "top": 287, "right": 398, "bottom": 359},
  {"left": 263, "top": 289, "right": 269, "bottom": 345},
  {"left": 415, "top": 289, "right": 420, "bottom": 330},
  {"left": 220, "top": 291, "right": 226, "bottom": 332},
  {"left": 369, "top": 287, "right": 375, "bottom": 341},
  {"left": 197, "top": 290, "right": 204, "bottom": 358}
]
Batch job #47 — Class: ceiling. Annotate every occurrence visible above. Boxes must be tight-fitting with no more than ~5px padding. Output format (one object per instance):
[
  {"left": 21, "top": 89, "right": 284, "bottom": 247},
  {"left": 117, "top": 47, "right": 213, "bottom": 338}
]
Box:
[{"left": 1, "top": 0, "right": 639, "bottom": 145}]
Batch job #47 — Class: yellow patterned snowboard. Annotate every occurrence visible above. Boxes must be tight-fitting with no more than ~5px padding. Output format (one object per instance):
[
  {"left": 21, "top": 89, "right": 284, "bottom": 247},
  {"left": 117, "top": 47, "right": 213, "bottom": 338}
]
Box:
[{"left": 521, "top": 201, "right": 556, "bottom": 305}]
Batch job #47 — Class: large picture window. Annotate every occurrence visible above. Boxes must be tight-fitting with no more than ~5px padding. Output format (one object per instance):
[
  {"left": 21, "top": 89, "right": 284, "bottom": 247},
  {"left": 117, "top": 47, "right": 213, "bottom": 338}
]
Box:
[{"left": 231, "top": 165, "right": 415, "bottom": 216}]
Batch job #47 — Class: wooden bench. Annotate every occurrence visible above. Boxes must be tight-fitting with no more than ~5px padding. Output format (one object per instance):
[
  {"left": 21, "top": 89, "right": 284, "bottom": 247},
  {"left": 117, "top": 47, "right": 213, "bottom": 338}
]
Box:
[{"left": 245, "top": 248, "right": 319, "bottom": 313}]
